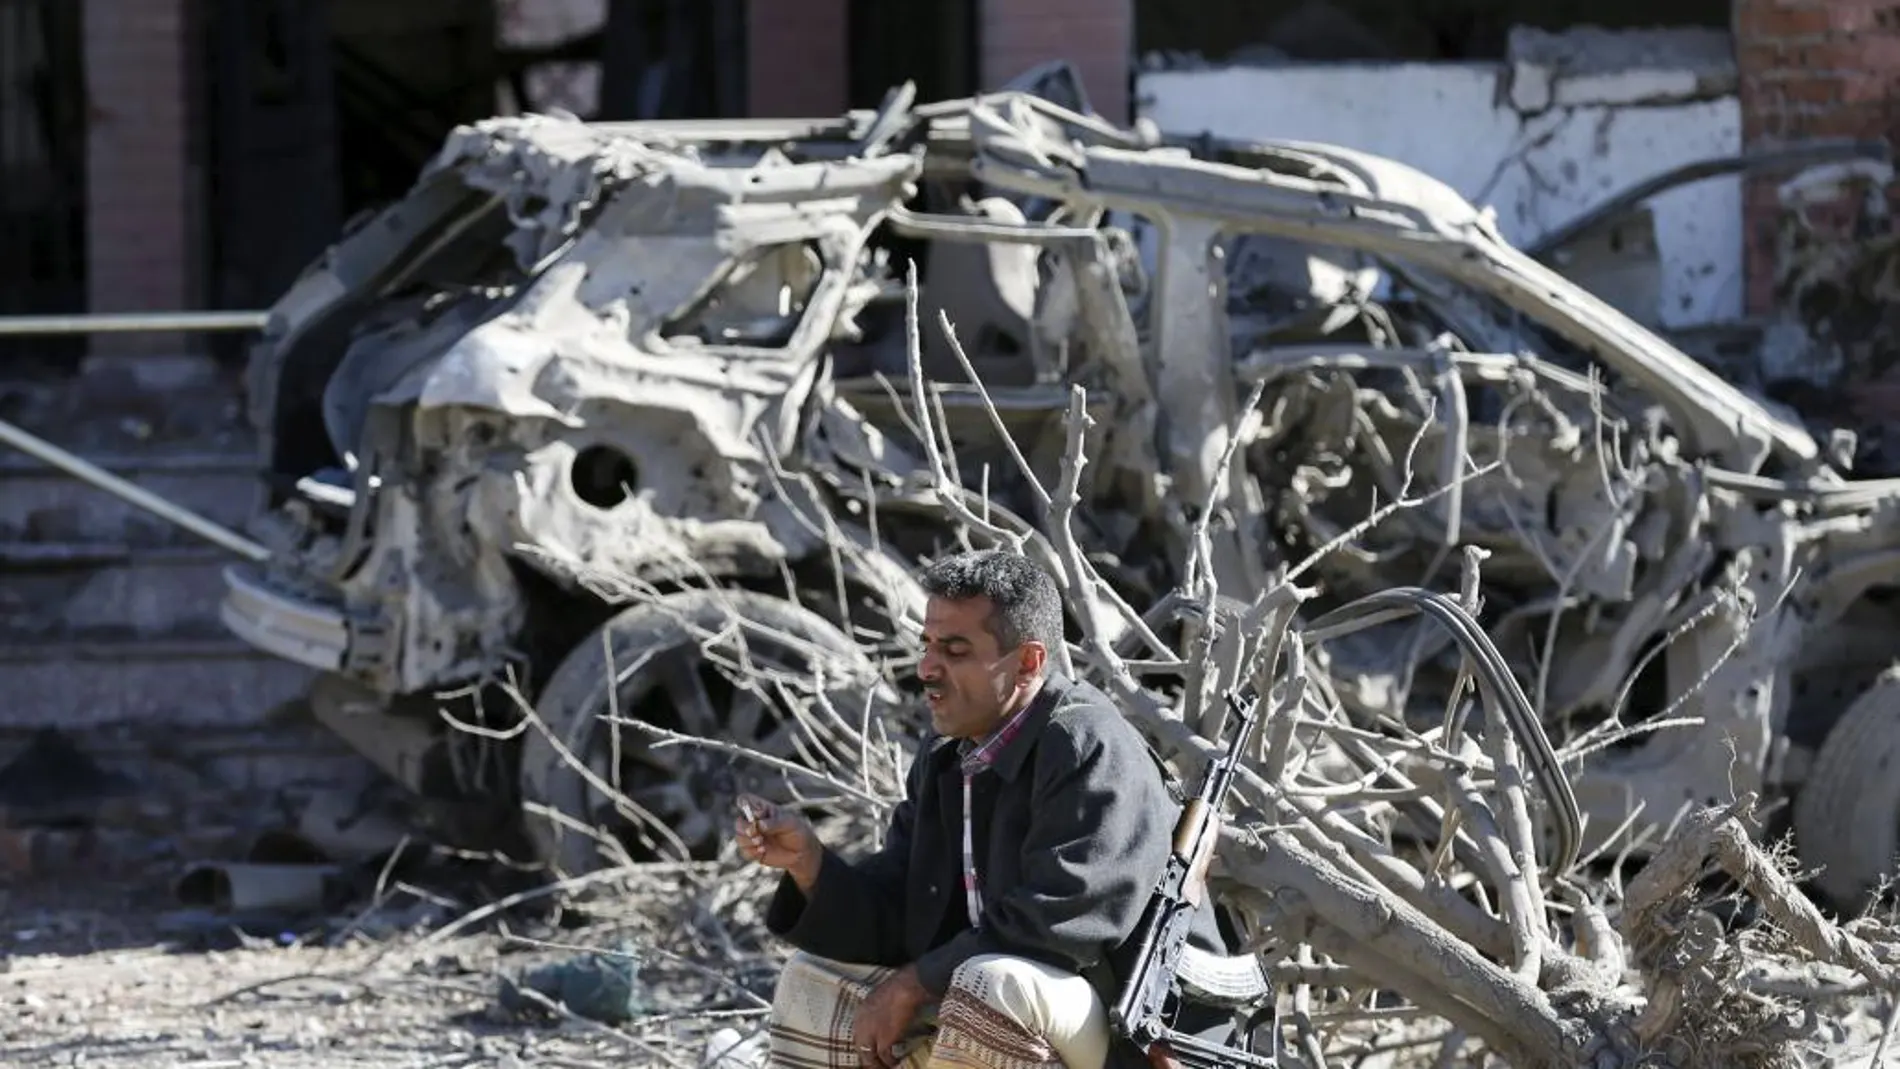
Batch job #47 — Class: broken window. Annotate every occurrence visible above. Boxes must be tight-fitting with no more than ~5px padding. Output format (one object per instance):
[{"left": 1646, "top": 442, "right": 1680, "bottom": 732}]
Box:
[{"left": 660, "top": 241, "right": 826, "bottom": 349}]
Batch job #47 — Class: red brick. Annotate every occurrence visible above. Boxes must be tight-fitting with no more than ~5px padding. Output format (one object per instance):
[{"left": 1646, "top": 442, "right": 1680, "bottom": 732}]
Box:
[
  {"left": 746, "top": 0, "right": 847, "bottom": 118},
  {"left": 1858, "top": 34, "right": 1900, "bottom": 70},
  {"left": 1741, "top": 3, "right": 1842, "bottom": 38},
  {"left": 82, "top": 0, "right": 192, "bottom": 355},
  {"left": 1813, "top": 105, "right": 1891, "bottom": 137},
  {"left": 1737, "top": 42, "right": 1789, "bottom": 78},
  {"left": 1768, "top": 74, "right": 1844, "bottom": 104},
  {"left": 1838, "top": 69, "right": 1900, "bottom": 103},
  {"left": 1793, "top": 40, "right": 1864, "bottom": 71},
  {"left": 980, "top": 0, "right": 1131, "bottom": 122},
  {"left": 1740, "top": 106, "right": 1793, "bottom": 140}
]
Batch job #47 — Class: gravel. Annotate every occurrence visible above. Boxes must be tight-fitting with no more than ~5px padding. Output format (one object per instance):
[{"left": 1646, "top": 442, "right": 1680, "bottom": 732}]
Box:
[{"left": 0, "top": 860, "right": 784, "bottom": 1068}]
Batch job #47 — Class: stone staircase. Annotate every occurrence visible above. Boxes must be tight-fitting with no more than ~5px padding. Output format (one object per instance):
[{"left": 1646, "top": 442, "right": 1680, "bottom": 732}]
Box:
[
  {"left": 0, "top": 444, "right": 318, "bottom": 731},
  {"left": 0, "top": 368, "right": 376, "bottom": 875}
]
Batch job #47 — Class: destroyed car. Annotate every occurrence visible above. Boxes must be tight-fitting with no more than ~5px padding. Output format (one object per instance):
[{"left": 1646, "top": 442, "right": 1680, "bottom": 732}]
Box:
[{"left": 220, "top": 80, "right": 1900, "bottom": 907}]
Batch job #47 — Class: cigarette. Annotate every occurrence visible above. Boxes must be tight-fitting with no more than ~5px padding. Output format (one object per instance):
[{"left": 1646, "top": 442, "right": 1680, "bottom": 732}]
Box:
[{"left": 739, "top": 798, "right": 761, "bottom": 823}]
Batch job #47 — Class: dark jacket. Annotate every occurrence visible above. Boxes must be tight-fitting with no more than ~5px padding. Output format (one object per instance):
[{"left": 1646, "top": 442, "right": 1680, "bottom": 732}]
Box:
[{"left": 765, "top": 673, "right": 1227, "bottom": 1068}]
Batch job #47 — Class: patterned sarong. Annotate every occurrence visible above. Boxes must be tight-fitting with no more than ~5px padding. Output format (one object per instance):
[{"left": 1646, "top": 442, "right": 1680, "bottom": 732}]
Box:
[{"left": 767, "top": 952, "right": 1107, "bottom": 1069}]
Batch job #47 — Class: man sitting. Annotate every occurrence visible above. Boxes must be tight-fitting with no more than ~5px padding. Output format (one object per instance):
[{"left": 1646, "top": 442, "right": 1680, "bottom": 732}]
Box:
[{"left": 735, "top": 549, "right": 1225, "bottom": 1068}]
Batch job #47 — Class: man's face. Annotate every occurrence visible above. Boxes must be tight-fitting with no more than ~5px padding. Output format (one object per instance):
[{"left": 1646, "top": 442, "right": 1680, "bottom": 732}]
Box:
[{"left": 916, "top": 596, "right": 1043, "bottom": 739}]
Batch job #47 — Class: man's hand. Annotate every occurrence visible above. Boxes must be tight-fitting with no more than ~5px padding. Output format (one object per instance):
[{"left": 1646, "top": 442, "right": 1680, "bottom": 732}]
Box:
[
  {"left": 734, "top": 793, "right": 822, "bottom": 893},
  {"left": 852, "top": 965, "right": 930, "bottom": 1069}
]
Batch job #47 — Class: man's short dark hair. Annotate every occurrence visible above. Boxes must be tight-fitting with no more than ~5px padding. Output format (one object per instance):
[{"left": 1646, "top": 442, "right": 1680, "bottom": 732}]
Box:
[{"left": 919, "top": 549, "right": 1065, "bottom": 656}]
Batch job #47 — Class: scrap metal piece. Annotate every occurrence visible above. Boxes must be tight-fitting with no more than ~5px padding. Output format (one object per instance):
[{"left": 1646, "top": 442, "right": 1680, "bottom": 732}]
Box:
[{"left": 173, "top": 861, "right": 344, "bottom": 915}]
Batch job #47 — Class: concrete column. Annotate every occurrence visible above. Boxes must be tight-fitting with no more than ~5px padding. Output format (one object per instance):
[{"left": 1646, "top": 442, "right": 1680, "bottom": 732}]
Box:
[
  {"left": 746, "top": 0, "right": 849, "bottom": 117},
  {"left": 83, "top": 0, "right": 193, "bottom": 356},
  {"left": 980, "top": 0, "right": 1132, "bottom": 123}
]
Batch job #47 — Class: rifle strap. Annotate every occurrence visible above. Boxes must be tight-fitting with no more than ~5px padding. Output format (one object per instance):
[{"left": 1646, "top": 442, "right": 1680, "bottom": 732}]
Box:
[{"left": 1140, "top": 737, "right": 1189, "bottom": 806}]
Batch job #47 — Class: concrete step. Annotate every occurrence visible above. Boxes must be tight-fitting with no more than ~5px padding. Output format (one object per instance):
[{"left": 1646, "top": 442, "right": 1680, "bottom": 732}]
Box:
[
  {"left": 0, "top": 709, "right": 384, "bottom": 883},
  {"left": 0, "top": 634, "right": 318, "bottom": 731},
  {"left": 0, "top": 381, "right": 382, "bottom": 811},
  {"left": 0, "top": 362, "right": 252, "bottom": 457},
  {"left": 0, "top": 716, "right": 376, "bottom": 823},
  {"left": 0, "top": 448, "right": 263, "bottom": 547},
  {"left": 0, "top": 543, "right": 239, "bottom": 639}
]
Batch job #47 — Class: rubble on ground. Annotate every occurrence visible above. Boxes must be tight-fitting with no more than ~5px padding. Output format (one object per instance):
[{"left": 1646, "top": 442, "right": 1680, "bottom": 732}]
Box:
[
  {"left": 15, "top": 69, "right": 1900, "bottom": 1065},
  {"left": 0, "top": 858, "right": 784, "bottom": 1069}
]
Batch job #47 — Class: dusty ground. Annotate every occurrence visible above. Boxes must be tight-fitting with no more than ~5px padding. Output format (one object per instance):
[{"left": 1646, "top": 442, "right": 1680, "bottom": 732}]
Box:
[
  {"left": 8, "top": 831, "right": 1900, "bottom": 1068},
  {"left": 0, "top": 859, "right": 785, "bottom": 1068}
]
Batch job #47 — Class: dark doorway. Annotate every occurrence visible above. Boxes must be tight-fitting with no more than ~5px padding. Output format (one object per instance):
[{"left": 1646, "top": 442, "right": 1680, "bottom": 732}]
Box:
[
  {"left": 595, "top": 0, "right": 748, "bottom": 120},
  {"left": 847, "top": 0, "right": 977, "bottom": 109},
  {"left": 0, "top": 0, "right": 87, "bottom": 367},
  {"left": 205, "top": 0, "right": 342, "bottom": 319},
  {"left": 844, "top": 0, "right": 980, "bottom": 305},
  {"left": 204, "top": 0, "right": 500, "bottom": 321}
]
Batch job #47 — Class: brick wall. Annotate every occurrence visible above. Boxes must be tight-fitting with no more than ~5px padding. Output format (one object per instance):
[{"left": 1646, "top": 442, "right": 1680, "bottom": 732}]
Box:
[
  {"left": 83, "top": 0, "right": 193, "bottom": 352},
  {"left": 744, "top": 0, "right": 1132, "bottom": 124},
  {"left": 746, "top": 0, "right": 848, "bottom": 117},
  {"left": 1735, "top": 0, "right": 1900, "bottom": 313},
  {"left": 980, "top": 0, "right": 1132, "bottom": 122}
]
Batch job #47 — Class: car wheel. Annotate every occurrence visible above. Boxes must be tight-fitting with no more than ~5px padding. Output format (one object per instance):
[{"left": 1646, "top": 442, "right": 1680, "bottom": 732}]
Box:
[
  {"left": 520, "top": 589, "right": 903, "bottom": 877},
  {"left": 1793, "top": 668, "right": 1900, "bottom": 911}
]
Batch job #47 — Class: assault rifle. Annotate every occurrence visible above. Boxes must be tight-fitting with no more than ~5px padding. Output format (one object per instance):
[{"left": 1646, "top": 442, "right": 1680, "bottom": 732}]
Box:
[{"left": 1111, "top": 689, "right": 1276, "bottom": 1069}]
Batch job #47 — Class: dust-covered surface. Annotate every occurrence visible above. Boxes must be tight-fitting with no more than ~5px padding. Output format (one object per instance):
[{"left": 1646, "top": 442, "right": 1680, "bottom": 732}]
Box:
[
  {"left": 19, "top": 73, "right": 1900, "bottom": 1069},
  {"left": 0, "top": 859, "right": 787, "bottom": 1069},
  {"left": 7, "top": 841, "right": 1900, "bottom": 1069},
  {"left": 217, "top": 81, "right": 1900, "bottom": 902}
]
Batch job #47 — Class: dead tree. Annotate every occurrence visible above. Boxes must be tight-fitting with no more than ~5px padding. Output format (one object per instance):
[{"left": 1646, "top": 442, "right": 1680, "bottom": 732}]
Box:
[
  {"left": 885, "top": 266, "right": 1900, "bottom": 1068},
  {"left": 510, "top": 263, "right": 1900, "bottom": 1066}
]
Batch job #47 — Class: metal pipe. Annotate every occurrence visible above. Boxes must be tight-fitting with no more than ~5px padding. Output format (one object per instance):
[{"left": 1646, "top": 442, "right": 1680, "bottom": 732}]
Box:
[
  {"left": 0, "top": 310, "right": 270, "bottom": 336},
  {"left": 0, "top": 417, "right": 271, "bottom": 563}
]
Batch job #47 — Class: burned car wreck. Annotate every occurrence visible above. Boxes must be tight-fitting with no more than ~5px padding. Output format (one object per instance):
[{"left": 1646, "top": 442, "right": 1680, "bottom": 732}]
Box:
[{"left": 219, "top": 81, "right": 1900, "bottom": 911}]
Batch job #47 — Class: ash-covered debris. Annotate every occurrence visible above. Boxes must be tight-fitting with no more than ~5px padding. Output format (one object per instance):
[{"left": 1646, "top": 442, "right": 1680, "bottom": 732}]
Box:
[
  {"left": 497, "top": 941, "right": 650, "bottom": 1025},
  {"left": 157, "top": 71, "right": 1900, "bottom": 1064},
  {"left": 1761, "top": 155, "right": 1900, "bottom": 472}
]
